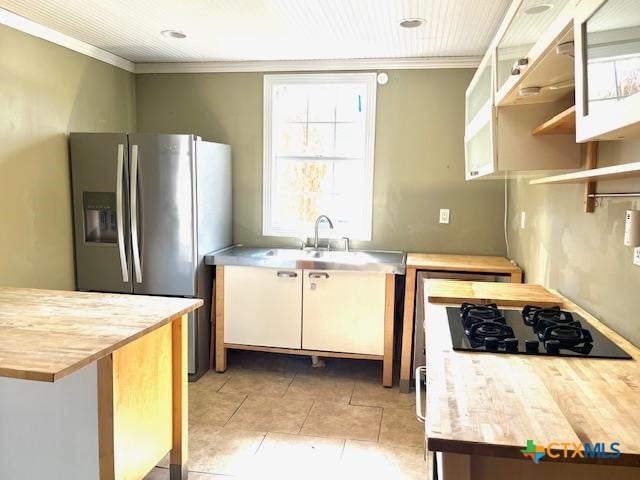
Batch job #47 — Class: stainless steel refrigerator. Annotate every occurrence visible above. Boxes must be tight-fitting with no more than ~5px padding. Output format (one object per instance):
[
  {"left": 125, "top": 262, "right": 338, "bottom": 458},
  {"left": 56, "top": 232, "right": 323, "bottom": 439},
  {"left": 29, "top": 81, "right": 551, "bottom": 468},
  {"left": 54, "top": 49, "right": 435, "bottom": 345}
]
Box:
[{"left": 69, "top": 133, "right": 231, "bottom": 380}]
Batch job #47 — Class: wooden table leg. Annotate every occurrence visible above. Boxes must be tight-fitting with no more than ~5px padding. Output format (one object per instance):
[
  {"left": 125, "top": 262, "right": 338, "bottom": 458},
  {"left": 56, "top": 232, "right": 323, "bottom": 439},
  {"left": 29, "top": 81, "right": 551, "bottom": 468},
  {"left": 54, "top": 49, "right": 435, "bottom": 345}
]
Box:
[
  {"left": 399, "top": 267, "right": 417, "bottom": 393},
  {"left": 382, "top": 274, "right": 395, "bottom": 388},
  {"left": 214, "top": 266, "right": 227, "bottom": 372},
  {"left": 170, "top": 314, "right": 188, "bottom": 480}
]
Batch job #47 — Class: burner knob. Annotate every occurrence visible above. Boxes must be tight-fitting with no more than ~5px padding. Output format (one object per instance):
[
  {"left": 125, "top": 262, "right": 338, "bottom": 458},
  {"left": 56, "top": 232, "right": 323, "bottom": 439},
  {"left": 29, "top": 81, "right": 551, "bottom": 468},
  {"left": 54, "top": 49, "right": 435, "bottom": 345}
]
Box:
[
  {"left": 484, "top": 337, "right": 499, "bottom": 350},
  {"left": 525, "top": 340, "right": 539, "bottom": 353},
  {"left": 545, "top": 340, "right": 561, "bottom": 354},
  {"left": 504, "top": 338, "right": 519, "bottom": 352}
]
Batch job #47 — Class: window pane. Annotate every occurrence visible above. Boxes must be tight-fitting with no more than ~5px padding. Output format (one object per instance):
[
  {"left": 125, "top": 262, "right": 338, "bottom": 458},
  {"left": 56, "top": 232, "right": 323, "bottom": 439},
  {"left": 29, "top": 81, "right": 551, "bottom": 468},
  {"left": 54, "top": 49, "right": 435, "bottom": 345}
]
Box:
[
  {"left": 306, "top": 123, "right": 335, "bottom": 156},
  {"left": 335, "top": 123, "right": 365, "bottom": 158},
  {"left": 276, "top": 123, "right": 307, "bottom": 155},
  {"left": 275, "top": 84, "right": 307, "bottom": 122},
  {"left": 336, "top": 84, "right": 366, "bottom": 122},
  {"left": 307, "top": 85, "right": 337, "bottom": 122}
]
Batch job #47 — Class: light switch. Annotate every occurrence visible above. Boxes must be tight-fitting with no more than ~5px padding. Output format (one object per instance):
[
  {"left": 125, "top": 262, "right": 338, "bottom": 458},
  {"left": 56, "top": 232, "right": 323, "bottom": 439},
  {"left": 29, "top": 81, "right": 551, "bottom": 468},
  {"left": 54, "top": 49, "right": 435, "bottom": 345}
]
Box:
[
  {"left": 439, "top": 209, "right": 450, "bottom": 224},
  {"left": 634, "top": 247, "right": 640, "bottom": 267}
]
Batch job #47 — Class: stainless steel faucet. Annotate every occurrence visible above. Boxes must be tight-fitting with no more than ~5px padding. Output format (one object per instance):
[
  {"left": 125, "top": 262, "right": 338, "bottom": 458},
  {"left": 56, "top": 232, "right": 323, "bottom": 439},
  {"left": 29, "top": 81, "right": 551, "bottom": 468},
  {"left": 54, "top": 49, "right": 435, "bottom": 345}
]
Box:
[{"left": 313, "top": 215, "right": 334, "bottom": 249}]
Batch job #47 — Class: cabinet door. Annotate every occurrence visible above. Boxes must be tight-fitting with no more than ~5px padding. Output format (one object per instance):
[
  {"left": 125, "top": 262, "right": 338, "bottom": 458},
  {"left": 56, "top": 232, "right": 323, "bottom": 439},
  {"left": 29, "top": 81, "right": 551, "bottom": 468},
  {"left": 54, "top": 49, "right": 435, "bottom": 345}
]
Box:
[
  {"left": 575, "top": 0, "right": 640, "bottom": 141},
  {"left": 464, "top": 109, "right": 497, "bottom": 180},
  {"left": 302, "top": 270, "right": 385, "bottom": 355},
  {"left": 224, "top": 266, "right": 302, "bottom": 349}
]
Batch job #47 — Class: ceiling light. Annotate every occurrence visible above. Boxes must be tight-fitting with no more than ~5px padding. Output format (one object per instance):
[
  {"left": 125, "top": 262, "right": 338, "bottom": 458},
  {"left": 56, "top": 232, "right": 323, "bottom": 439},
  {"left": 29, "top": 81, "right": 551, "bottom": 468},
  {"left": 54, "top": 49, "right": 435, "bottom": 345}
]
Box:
[
  {"left": 161, "top": 29, "right": 187, "bottom": 39},
  {"left": 524, "top": 3, "right": 553, "bottom": 15},
  {"left": 400, "top": 18, "right": 425, "bottom": 28}
]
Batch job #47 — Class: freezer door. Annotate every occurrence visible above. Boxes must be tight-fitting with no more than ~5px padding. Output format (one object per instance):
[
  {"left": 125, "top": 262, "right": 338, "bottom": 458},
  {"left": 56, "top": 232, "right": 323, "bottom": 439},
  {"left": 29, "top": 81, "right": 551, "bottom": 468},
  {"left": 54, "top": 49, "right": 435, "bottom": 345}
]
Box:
[
  {"left": 128, "top": 134, "right": 197, "bottom": 296},
  {"left": 70, "top": 133, "right": 133, "bottom": 293}
]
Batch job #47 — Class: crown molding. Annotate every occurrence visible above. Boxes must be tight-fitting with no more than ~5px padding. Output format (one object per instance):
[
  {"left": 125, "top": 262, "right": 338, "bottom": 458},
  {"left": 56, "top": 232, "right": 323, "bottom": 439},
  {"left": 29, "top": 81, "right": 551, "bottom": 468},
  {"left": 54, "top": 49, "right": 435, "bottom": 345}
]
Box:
[
  {"left": 0, "top": 7, "right": 135, "bottom": 73},
  {"left": 135, "top": 56, "right": 482, "bottom": 74}
]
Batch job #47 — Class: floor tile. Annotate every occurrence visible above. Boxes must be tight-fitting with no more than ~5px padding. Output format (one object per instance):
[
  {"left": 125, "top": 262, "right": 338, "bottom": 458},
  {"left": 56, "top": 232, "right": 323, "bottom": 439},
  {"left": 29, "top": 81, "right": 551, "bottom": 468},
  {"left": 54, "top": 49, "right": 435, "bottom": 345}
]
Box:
[
  {"left": 284, "top": 373, "right": 355, "bottom": 403},
  {"left": 190, "top": 371, "right": 231, "bottom": 394},
  {"left": 190, "top": 391, "right": 247, "bottom": 427},
  {"left": 350, "top": 379, "right": 415, "bottom": 409},
  {"left": 225, "top": 395, "right": 313, "bottom": 434},
  {"left": 337, "top": 440, "right": 427, "bottom": 480},
  {"left": 300, "top": 401, "right": 382, "bottom": 441},
  {"left": 188, "top": 428, "right": 266, "bottom": 476},
  {"left": 219, "top": 369, "right": 294, "bottom": 397},
  {"left": 379, "top": 407, "right": 425, "bottom": 448},
  {"left": 242, "top": 432, "right": 345, "bottom": 480},
  {"left": 144, "top": 467, "right": 232, "bottom": 479}
]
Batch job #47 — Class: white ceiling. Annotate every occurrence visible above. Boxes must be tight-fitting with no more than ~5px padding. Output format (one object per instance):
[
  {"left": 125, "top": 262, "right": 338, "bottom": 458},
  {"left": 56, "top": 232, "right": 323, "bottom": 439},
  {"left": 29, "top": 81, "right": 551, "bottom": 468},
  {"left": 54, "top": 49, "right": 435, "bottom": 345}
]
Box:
[{"left": 0, "top": 0, "right": 511, "bottom": 63}]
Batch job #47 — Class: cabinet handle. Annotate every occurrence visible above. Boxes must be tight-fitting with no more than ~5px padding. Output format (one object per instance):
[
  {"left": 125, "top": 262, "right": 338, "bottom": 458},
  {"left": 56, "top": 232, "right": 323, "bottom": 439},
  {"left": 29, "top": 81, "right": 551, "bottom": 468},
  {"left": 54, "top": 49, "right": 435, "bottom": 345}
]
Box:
[
  {"left": 308, "top": 272, "right": 329, "bottom": 279},
  {"left": 276, "top": 271, "right": 298, "bottom": 278},
  {"left": 415, "top": 366, "right": 427, "bottom": 423}
]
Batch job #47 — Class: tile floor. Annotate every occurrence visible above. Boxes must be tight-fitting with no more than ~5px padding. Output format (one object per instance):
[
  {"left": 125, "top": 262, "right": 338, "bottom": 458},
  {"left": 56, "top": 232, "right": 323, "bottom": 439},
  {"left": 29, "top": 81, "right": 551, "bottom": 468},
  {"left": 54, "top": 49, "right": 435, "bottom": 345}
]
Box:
[{"left": 145, "top": 350, "right": 427, "bottom": 480}]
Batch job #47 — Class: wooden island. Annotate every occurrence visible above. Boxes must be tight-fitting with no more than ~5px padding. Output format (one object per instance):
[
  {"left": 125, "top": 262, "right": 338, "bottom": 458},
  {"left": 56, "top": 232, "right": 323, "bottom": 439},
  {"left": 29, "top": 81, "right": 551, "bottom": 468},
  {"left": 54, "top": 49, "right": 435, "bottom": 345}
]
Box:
[
  {"left": 423, "top": 280, "right": 640, "bottom": 479},
  {"left": 0, "top": 287, "right": 202, "bottom": 480}
]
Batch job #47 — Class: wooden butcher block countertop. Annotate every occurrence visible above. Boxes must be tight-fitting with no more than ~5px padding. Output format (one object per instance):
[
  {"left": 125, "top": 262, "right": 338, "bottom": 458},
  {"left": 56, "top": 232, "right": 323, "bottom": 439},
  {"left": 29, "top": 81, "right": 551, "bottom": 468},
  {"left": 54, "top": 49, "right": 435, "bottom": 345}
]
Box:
[
  {"left": 0, "top": 287, "right": 202, "bottom": 382},
  {"left": 424, "top": 280, "right": 640, "bottom": 467},
  {"left": 406, "top": 253, "right": 522, "bottom": 276}
]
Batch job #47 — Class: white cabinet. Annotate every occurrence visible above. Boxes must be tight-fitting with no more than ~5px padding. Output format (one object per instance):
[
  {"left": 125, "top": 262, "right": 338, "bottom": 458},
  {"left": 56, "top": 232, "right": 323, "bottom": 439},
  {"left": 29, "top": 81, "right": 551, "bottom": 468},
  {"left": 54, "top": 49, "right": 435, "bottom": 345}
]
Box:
[
  {"left": 224, "top": 266, "right": 302, "bottom": 349},
  {"left": 302, "top": 270, "right": 386, "bottom": 355},
  {"left": 574, "top": 0, "right": 640, "bottom": 141},
  {"left": 223, "top": 266, "right": 387, "bottom": 355},
  {"left": 464, "top": 0, "right": 581, "bottom": 180}
]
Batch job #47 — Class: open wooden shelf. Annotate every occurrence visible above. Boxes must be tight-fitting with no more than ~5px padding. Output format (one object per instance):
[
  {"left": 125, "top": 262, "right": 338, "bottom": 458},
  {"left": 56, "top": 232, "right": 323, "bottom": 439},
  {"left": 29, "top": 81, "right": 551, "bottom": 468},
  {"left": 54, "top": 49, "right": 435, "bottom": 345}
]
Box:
[
  {"left": 530, "top": 161, "right": 640, "bottom": 185},
  {"left": 532, "top": 105, "right": 575, "bottom": 135}
]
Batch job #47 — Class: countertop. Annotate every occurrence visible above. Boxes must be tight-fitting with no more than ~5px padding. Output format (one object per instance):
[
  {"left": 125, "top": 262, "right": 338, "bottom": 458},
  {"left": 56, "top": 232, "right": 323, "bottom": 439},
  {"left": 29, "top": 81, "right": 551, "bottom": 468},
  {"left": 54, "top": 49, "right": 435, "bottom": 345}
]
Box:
[
  {"left": 407, "top": 253, "right": 521, "bottom": 276},
  {"left": 205, "top": 245, "right": 406, "bottom": 274},
  {"left": 0, "top": 287, "right": 202, "bottom": 382},
  {"left": 424, "top": 280, "right": 640, "bottom": 466}
]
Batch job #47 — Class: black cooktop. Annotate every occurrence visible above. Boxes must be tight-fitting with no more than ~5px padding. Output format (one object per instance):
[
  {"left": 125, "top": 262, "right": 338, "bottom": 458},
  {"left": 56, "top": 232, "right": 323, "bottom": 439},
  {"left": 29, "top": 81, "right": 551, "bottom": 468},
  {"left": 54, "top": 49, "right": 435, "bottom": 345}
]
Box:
[{"left": 447, "top": 303, "right": 631, "bottom": 359}]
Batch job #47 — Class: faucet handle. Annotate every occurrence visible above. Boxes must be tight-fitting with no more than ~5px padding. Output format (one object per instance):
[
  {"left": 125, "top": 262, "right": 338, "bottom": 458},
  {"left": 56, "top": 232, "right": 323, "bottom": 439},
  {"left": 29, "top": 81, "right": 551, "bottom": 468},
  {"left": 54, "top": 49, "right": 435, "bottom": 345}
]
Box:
[
  {"left": 341, "top": 237, "right": 350, "bottom": 252},
  {"left": 297, "top": 237, "right": 307, "bottom": 250}
]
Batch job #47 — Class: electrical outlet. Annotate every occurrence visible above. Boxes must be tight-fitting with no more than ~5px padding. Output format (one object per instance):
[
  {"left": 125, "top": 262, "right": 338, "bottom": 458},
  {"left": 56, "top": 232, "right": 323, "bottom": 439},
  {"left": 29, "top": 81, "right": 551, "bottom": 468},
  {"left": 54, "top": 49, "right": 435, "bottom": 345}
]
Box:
[
  {"left": 520, "top": 211, "right": 526, "bottom": 229},
  {"left": 439, "top": 209, "right": 450, "bottom": 224},
  {"left": 634, "top": 247, "right": 640, "bottom": 266}
]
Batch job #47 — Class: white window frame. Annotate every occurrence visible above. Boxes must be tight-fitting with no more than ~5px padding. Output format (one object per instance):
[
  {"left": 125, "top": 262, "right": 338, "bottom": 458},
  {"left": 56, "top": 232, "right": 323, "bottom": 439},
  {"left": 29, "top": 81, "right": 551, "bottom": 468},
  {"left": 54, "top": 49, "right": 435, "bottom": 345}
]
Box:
[{"left": 262, "top": 72, "right": 377, "bottom": 240}]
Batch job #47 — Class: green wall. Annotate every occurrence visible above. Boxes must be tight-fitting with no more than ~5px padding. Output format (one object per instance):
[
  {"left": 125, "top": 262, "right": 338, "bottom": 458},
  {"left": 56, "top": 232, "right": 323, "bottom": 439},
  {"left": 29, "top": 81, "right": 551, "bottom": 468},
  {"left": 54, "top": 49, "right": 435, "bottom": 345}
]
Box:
[
  {"left": 508, "top": 140, "right": 640, "bottom": 347},
  {"left": 136, "top": 70, "right": 507, "bottom": 254},
  {"left": 0, "top": 25, "right": 136, "bottom": 289}
]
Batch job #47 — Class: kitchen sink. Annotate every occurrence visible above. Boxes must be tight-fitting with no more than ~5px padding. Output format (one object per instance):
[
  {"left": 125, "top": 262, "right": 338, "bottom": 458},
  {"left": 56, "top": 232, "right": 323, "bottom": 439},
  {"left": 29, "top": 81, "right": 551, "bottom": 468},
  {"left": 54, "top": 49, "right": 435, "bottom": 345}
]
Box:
[{"left": 206, "top": 246, "right": 406, "bottom": 274}]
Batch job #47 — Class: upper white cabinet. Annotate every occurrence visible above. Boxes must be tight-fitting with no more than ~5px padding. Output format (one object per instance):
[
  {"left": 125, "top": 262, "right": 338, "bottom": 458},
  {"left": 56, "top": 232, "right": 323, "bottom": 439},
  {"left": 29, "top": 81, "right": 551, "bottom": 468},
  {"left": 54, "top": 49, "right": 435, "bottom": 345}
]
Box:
[
  {"left": 574, "top": 0, "right": 640, "bottom": 141},
  {"left": 224, "top": 266, "right": 302, "bottom": 349},
  {"left": 464, "top": 0, "right": 581, "bottom": 180}
]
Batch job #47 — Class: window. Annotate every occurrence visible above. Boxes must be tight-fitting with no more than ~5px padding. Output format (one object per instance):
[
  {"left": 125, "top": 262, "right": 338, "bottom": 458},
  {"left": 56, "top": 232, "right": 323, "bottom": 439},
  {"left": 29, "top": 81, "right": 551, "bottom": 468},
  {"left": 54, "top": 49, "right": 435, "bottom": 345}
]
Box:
[{"left": 263, "top": 73, "right": 377, "bottom": 240}]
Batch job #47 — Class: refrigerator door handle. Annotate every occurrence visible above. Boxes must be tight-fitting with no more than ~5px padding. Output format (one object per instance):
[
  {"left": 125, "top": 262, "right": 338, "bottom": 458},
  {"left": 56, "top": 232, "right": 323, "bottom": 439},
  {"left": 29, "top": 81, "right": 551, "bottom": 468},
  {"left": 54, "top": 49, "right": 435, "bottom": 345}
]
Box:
[
  {"left": 130, "top": 144, "right": 143, "bottom": 283},
  {"left": 116, "top": 144, "right": 129, "bottom": 282}
]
